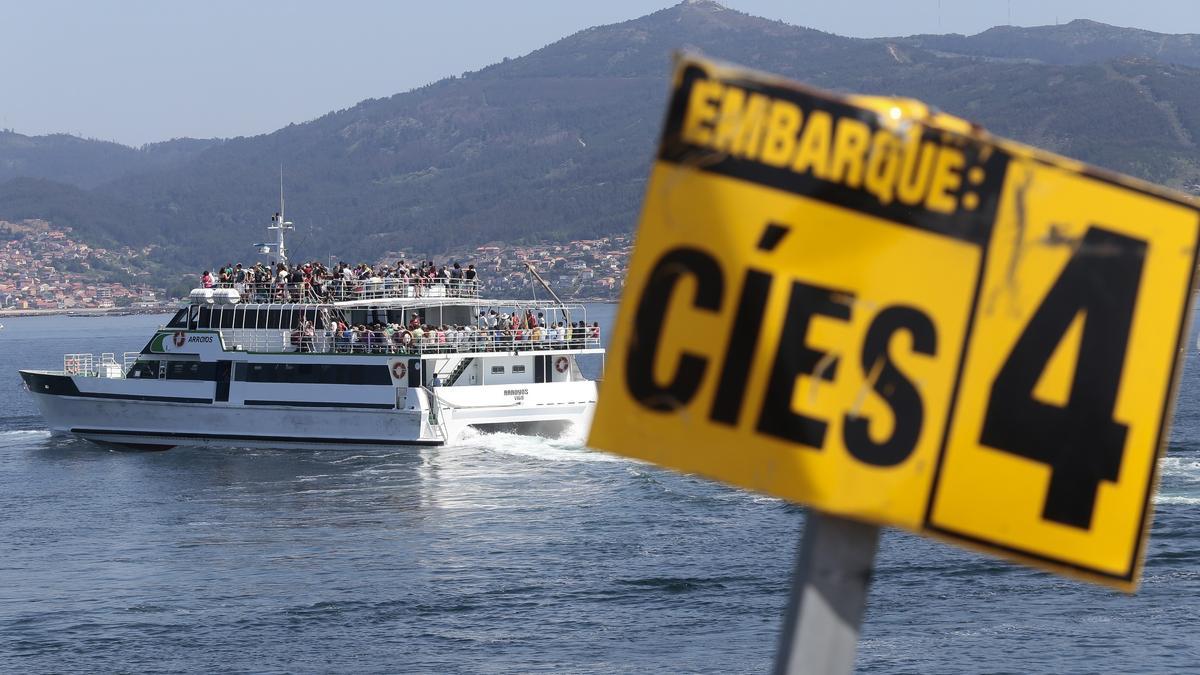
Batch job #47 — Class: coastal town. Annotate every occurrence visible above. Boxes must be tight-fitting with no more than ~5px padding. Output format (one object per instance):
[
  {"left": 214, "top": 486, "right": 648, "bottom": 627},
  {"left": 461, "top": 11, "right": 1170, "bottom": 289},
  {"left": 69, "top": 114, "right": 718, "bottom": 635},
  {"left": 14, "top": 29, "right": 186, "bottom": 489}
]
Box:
[
  {"left": 383, "top": 234, "right": 633, "bottom": 301},
  {"left": 0, "top": 219, "right": 163, "bottom": 312},
  {"left": 0, "top": 217, "right": 633, "bottom": 313}
]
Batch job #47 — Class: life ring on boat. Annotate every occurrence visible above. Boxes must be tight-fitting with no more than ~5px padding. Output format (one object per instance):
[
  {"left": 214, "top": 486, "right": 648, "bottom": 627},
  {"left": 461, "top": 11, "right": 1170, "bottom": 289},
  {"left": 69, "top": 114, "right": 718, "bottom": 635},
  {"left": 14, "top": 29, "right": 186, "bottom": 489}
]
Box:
[
  {"left": 392, "top": 361, "right": 407, "bottom": 380},
  {"left": 555, "top": 356, "right": 569, "bottom": 373}
]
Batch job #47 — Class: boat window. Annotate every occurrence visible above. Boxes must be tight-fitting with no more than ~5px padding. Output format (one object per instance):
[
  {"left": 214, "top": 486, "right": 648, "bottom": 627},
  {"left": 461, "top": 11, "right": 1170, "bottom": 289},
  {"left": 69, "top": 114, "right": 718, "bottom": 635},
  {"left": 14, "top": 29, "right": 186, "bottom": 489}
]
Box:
[
  {"left": 219, "top": 308, "right": 235, "bottom": 329},
  {"left": 350, "top": 310, "right": 369, "bottom": 326},
  {"left": 253, "top": 309, "right": 268, "bottom": 329},
  {"left": 165, "top": 309, "right": 188, "bottom": 328},
  {"left": 231, "top": 306, "right": 246, "bottom": 330},
  {"left": 236, "top": 363, "right": 390, "bottom": 385},
  {"left": 491, "top": 366, "right": 505, "bottom": 374},
  {"left": 387, "top": 309, "right": 405, "bottom": 325},
  {"left": 165, "top": 361, "right": 216, "bottom": 380},
  {"left": 197, "top": 307, "right": 212, "bottom": 329},
  {"left": 266, "top": 309, "right": 282, "bottom": 330},
  {"left": 127, "top": 361, "right": 160, "bottom": 378},
  {"left": 512, "top": 365, "right": 525, "bottom": 374}
]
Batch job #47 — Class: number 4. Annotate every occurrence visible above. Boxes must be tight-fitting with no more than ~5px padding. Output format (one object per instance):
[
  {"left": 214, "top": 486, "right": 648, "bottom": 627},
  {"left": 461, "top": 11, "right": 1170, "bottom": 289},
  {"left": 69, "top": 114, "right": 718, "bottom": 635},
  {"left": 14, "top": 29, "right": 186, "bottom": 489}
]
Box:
[{"left": 980, "top": 227, "right": 1147, "bottom": 530}]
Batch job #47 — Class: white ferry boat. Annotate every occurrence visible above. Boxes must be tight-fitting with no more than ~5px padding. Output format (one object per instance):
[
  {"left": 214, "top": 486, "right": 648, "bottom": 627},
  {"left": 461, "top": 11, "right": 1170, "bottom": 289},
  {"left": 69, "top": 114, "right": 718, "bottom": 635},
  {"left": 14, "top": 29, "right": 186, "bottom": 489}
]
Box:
[{"left": 19, "top": 212, "right": 604, "bottom": 451}]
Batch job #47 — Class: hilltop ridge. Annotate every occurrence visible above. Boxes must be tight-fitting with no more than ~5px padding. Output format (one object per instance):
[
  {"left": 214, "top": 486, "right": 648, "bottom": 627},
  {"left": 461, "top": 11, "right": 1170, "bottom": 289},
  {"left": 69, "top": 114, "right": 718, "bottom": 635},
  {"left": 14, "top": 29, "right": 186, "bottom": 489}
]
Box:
[{"left": 887, "top": 18, "right": 1200, "bottom": 67}]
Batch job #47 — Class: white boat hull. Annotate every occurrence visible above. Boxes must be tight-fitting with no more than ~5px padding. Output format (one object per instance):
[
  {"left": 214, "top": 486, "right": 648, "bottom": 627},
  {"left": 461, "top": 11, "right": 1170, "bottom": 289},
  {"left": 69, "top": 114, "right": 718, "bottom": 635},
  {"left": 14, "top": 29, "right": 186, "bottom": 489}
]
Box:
[{"left": 22, "top": 370, "right": 596, "bottom": 451}]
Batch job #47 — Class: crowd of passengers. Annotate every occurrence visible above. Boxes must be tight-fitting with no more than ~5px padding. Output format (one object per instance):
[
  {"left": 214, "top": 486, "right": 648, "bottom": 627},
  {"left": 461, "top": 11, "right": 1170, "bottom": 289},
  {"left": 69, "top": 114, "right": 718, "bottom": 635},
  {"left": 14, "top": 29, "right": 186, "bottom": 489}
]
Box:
[
  {"left": 291, "top": 310, "right": 600, "bottom": 354},
  {"left": 200, "top": 259, "right": 479, "bottom": 300}
]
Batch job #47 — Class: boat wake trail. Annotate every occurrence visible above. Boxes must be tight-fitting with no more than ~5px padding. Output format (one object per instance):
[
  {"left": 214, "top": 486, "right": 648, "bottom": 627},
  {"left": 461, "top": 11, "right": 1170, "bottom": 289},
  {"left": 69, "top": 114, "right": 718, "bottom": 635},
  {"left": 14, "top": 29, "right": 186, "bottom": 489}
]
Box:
[
  {"left": 0, "top": 430, "right": 52, "bottom": 442},
  {"left": 459, "top": 422, "right": 625, "bottom": 464}
]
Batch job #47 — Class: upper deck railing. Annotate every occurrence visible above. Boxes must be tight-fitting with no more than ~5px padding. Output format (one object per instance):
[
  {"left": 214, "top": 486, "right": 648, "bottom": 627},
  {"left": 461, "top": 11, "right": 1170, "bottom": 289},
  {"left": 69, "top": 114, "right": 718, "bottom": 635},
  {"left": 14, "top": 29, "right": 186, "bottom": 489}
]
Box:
[
  {"left": 63, "top": 352, "right": 141, "bottom": 378},
  {"left": 201, "top": 278, "right": 480, "bottom": 305},
  {"left": 223, "top": 325, "right": 602, "bottom": 355}
]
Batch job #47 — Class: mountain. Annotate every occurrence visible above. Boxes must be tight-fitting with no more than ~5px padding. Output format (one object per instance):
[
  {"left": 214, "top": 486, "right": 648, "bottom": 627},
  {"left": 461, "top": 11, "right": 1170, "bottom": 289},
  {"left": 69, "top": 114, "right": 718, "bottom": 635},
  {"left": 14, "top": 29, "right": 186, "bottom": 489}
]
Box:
[
  {"left": 0, "top": 131, "right": 220, "bottom": 189},
  {"left": 3, "top": 1, "right": 1200, "bottom": 273},
  {"left": 887, "top": 19, "right": 1200, "bottom": 67}
]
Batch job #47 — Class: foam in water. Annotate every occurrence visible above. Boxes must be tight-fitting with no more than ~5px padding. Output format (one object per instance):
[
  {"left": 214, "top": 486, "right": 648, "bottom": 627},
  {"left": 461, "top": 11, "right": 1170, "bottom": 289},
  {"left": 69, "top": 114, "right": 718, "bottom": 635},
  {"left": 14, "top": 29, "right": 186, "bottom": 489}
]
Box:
[
  {"left": 0, "top": 430, "right": 52, "bottom": 439},
  {"left": 1155, "top": 495, "right": 1200, "bottom": 505},
  {"left": 458, "top": 421, "right": 626, "bottom": 464},
  {"left": 1160, "top": 456, "right": 1200, "bottom": 479}
]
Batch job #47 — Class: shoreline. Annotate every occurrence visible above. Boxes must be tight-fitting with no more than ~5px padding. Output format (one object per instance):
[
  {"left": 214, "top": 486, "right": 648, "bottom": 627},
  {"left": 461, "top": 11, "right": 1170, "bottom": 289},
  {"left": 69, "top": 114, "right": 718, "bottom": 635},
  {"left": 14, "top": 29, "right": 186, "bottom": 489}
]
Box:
[{"left": 0, "top": 305, "right": 178, "bottom": 318}]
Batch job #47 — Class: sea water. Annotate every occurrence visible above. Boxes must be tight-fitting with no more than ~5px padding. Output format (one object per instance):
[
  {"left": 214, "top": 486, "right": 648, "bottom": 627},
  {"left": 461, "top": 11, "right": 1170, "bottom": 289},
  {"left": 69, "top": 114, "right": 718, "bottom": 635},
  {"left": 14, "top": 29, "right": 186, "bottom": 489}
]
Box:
[{"left": 1, "top": 309, "right": 1197, "bottom": 673}]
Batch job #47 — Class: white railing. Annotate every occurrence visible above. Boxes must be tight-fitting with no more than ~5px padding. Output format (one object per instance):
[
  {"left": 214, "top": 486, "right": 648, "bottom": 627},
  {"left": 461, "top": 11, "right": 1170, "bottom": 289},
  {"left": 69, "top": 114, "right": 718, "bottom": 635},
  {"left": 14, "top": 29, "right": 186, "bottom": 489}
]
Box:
[
  {"left": 211, "top": 279, "right": 481, "bottom": 305},
  {"left": 63, "top": 352, "right": 140, "bottom": 378},
  {"left": 63, "top": 353, "right": 93, "bottom": 375},
  {"left": 222, "top": 327, "right": 601, "bottom": 355}
]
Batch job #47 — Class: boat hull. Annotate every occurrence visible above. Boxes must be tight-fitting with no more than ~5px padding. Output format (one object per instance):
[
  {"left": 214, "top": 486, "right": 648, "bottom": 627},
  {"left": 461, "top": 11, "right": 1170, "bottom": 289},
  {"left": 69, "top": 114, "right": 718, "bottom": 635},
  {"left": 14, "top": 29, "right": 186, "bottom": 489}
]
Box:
[{"left": 21, "top": 370, "right": 595, "bottom": 451}]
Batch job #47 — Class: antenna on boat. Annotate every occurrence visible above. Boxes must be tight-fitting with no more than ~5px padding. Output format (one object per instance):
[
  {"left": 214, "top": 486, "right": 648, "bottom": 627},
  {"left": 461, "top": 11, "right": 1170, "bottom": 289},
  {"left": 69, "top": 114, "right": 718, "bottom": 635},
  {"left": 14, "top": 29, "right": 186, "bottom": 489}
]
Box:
[
  {"left": 524, "top": 261, "right": 571, "bottom": 325},
  {"left": 266, "top": 165, "right": 294, "bottom": 266}
]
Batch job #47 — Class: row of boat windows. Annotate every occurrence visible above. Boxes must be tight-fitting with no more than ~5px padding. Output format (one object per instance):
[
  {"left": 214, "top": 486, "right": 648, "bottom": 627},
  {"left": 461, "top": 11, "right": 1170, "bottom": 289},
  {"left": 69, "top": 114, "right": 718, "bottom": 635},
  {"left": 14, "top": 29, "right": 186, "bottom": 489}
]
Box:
[
  {"left": 129, "top": 361, "right": 215, "bottom": 380},
  {"left": 238, "top": 363, "right": 391, "bottom": 386},
  {"left": 129, "top": 360, "right": 528, "bottom": 381},
  {"left": 128, "top": 360, "right": 390, "bottom": 385},
  {"left": 166, "top": 307, "right": 445, "bottom": 332},
  {"left": 166, "top": 307, "right": 329, "bottom": 331}
]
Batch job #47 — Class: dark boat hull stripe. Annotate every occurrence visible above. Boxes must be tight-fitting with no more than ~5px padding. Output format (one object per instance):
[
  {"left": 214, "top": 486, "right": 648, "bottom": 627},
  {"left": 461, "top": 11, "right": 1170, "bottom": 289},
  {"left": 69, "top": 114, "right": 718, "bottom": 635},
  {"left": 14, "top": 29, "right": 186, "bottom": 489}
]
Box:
[
  {"left": 80, "top": 392, "right": 213, "bottom": 404},
  {"left": 243, "top": 400, "right": 396, "bottom": 409},
  {"left": 70, "top": 428, "right": 442, "bottom": 446}
]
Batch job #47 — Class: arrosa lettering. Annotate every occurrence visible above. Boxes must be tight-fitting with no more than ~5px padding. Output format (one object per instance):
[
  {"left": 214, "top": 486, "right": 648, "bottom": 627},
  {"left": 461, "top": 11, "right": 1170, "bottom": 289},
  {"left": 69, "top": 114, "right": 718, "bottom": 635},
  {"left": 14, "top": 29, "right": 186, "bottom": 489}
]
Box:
[
  {"left": 187, "top": 335, "right": 214, "bottom": 343},
  {"left": 679, "top": 77, "right": 974, "bottom": 215}
]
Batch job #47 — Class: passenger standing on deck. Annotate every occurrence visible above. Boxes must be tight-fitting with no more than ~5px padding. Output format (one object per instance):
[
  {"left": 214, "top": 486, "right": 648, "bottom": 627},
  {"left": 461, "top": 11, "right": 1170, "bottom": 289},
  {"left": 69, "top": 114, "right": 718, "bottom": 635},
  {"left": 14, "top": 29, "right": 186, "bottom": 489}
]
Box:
[
  {"left": 202, "top": 271, "right": 214, "bottom": 289},
  {"left": 465, "top": 264, "right": 477, "bottom": 295}
]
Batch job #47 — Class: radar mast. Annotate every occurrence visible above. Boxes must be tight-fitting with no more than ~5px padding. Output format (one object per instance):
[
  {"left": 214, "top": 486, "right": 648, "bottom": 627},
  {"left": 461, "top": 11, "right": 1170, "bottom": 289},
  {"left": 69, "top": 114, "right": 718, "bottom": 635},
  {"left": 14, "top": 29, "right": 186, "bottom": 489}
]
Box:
[{"left": 266, "top": 166, "right": 293, "bottom": 266}]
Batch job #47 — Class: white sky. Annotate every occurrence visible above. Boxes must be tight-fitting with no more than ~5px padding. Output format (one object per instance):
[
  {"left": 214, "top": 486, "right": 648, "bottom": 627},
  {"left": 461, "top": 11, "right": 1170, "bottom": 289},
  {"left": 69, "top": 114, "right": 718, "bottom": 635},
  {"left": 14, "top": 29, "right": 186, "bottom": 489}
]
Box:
[{"left": 2, "top": 0, "right": 1197, "bottom": 146}]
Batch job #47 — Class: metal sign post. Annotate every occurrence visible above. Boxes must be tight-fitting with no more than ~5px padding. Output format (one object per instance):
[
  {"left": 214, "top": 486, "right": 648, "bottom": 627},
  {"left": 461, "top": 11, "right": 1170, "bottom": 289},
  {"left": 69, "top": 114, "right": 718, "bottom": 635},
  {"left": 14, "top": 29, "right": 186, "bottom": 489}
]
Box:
[{"left": 773, "top": 512, "right": 881, "bottom": 675}]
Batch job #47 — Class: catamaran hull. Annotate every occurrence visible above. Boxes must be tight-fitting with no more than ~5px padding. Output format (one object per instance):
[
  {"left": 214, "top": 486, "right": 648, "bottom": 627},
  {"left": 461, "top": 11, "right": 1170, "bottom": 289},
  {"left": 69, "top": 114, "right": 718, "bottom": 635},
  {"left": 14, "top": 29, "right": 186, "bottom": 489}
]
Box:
[{"left": 21, "top": 371, "right": 595, "bottom": 451}]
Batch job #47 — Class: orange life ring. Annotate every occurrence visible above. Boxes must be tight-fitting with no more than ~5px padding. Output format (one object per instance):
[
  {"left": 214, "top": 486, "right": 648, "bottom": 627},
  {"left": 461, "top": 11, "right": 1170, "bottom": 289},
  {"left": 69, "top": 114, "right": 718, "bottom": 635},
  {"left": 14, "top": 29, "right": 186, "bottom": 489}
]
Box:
[
  {"left": 392, "top": 361, "right": 407, "bottom": 380},
  {"left": 555, "top": 356, "right": 569, "bottom": 373}
]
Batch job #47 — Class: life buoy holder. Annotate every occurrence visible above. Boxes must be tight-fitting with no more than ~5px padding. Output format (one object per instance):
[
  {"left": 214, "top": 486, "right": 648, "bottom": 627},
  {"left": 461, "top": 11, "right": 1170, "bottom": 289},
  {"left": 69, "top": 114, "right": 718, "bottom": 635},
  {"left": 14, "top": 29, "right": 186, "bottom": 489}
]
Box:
[
  {"left": 392, "top": 361, "right": 408, "bottom": 380},
  {"left": 555, "top": 356, "right": 569, "bottom": 373}
]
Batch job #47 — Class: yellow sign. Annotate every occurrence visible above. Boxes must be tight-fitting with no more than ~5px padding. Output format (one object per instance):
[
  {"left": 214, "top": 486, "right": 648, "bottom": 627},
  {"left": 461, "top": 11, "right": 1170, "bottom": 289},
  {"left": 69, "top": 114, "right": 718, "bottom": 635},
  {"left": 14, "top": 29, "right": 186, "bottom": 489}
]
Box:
[{"left": 588, "top": 55, "right": 1200, "bottom": 590}]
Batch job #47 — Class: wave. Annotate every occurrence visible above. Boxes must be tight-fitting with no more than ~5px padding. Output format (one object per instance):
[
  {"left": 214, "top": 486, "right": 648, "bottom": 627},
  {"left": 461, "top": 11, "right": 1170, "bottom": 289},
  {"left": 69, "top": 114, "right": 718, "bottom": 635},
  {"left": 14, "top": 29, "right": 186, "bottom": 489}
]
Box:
[
  {"left": 458, "top": 423, "right": 626, "bottom": 464},
  {"left": 1160, "top": 456, "right": 1200, "bottom": 479},
  {"left": 1156, "top": 494, "right": 1200, "bottom": 505},
  {"left": 0, "top": 430, "right": 51, "bottom": 440}
]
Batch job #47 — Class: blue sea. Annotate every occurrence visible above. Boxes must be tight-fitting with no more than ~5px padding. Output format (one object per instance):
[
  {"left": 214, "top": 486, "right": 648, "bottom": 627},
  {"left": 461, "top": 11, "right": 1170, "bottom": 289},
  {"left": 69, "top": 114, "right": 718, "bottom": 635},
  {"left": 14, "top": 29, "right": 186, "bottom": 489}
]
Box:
[{"left": 1, "top": 308, "right": 1198, "bottom": 673}]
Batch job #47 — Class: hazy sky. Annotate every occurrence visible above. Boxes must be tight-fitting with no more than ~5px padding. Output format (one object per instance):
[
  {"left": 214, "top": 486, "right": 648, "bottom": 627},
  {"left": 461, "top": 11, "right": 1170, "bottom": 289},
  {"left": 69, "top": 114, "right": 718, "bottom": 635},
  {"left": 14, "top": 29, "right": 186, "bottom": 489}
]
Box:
[{"left": 3, "top": 0, "right": 1197, "bottom": 146}]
